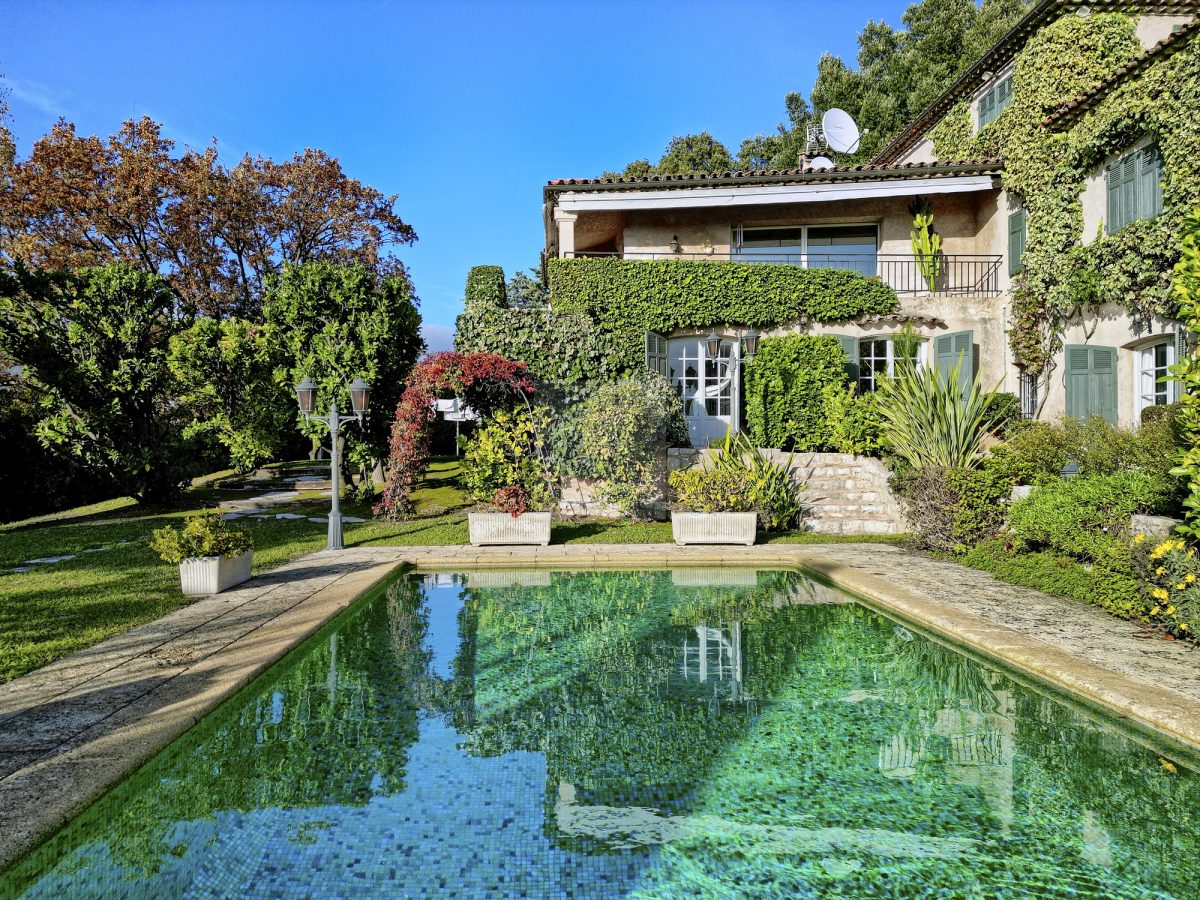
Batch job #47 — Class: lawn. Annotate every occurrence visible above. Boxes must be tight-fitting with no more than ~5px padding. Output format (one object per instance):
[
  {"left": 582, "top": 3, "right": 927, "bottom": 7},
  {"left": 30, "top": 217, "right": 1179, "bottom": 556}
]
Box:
[{"left": 0, "top": 458, "right": 905, "bottom": 682}]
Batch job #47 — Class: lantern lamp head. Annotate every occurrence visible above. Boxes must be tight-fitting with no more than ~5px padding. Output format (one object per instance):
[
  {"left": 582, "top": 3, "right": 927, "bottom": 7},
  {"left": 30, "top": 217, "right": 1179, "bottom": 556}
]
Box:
[
  {"left": 295, "top": 376, "right": 318, "bottom": 416},
  {"left": 742, "top": 328, "right": 759, "bottom": 360},
  {"left": 349, "top": 376, "right": 372, "bottom": 417},
  {"left": 669, "top": 234, "right": 681, "bottom": 254},
  {"left": 1060, "top": 459, "right": 1081, "bottom": 481},
  {"left": 705, "top": 328, "right": 723, "bottom": 359}
]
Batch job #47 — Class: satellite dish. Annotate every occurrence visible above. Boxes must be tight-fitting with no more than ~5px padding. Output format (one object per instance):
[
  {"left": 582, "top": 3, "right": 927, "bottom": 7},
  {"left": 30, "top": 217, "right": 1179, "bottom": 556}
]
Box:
[
  {"left": 822, "top": 108, "right": 861, "bottom": 154},
  {"left": 809, "top": 156, "right": 836, "bottom": 170}
]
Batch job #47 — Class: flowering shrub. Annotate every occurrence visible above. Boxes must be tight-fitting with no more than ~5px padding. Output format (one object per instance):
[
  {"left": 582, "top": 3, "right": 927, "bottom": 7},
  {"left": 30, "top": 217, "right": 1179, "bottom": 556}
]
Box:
[
  {"left": 376, "top": 352, "right": 535, "bottom": 519},
  {"left": 1137, "top": 535, "right": 1200, "bottom": 638},
  {"left": 668, "top": 467, "right": 759, "bottom": 514}
]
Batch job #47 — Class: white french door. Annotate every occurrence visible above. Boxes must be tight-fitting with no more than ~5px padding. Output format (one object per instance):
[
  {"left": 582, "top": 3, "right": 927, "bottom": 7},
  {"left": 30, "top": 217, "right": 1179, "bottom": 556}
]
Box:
[{"left": 668, "top": 337, "right": 740, "bottom": 447}]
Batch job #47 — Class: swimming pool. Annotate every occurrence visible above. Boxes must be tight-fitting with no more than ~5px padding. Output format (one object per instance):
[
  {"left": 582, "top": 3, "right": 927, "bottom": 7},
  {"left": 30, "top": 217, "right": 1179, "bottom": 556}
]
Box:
[{"left": 3, "top": 568, "right": 1198, "bottom": 898}]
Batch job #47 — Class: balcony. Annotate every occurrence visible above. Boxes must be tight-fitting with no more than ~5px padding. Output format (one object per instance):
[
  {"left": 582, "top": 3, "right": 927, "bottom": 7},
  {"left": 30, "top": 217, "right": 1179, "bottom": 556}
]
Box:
[{"left": 564, "top": 251, "right": 1003, "bottom": 296}]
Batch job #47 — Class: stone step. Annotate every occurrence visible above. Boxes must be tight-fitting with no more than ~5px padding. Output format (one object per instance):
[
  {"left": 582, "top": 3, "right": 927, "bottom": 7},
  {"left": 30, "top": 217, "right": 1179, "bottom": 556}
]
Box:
[
  {"left": 802, "top": 489, "right": 882, "bottom": 503},
  {"left": 806, "top": 518, "right": 903, "bottom": 535},
  {"left": 805, "top": 502, "right": 890, "bottom": 517}
]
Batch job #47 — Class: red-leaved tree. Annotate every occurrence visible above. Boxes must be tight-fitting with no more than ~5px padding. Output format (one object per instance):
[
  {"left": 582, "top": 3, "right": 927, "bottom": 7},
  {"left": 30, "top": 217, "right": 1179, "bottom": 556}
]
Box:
[{"left": 376, "top": 352, "right": 535, "bottom": 519}]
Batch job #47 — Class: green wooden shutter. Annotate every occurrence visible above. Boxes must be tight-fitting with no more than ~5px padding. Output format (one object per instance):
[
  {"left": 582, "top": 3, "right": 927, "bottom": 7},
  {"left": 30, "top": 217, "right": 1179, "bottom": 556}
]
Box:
[
  {"left": 1120, "top": 153, "right": 1137, "bottom": 228},
  {"left": 833, "top": 335, "right": 859, "bottom": 385},
  {"left": 1175, "top": 327, "right": 1189, "bottom": 403},
  {"left": 1139, "top": 145, "right": 1164, "bottom": 220},
  {"left": 1105, "top": 163, "right": 1120, "bottom": 235},
  {"left": 995, "top": 76, "right": 1013, "bottom": 115},
  {"left": 1065, "top": 344, "right": 1118, "bottom": 423},
  {"left": 644, "top": 331, "right": 668, "bottom": 378},
  {"left": 1008, "top": 207, "right": 1026, "bottom": 275},
  {"left": 979, "top": 89, "right": 995, "bottom": 129},
  {"left": 934, "top": 330, "right": 973, "bottom": 395}
]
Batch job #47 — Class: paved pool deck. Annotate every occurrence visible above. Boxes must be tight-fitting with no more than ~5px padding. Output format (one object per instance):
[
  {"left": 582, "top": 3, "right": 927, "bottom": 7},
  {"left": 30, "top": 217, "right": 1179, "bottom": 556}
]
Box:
[{"left": 2, "top": 541, "right": 1200, "bottom": 870}]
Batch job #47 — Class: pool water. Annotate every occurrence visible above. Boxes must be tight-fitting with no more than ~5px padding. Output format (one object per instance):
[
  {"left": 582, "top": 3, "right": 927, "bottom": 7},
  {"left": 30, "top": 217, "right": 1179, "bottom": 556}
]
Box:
[{"left": 4, "top": 569, "right": 1200, "bottom": 898}]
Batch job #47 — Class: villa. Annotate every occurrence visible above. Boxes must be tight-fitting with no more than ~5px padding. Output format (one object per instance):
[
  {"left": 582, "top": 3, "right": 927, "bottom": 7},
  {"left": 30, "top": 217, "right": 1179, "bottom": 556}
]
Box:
[{"left": 542, "top": 0, "right": 1196, "bottom": 445}]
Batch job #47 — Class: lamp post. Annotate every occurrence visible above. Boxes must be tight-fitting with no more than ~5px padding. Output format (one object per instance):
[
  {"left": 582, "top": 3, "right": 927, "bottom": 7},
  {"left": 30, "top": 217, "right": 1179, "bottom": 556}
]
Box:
[{"left": 295, "top": 375, "right": 372, "bottom": 551}]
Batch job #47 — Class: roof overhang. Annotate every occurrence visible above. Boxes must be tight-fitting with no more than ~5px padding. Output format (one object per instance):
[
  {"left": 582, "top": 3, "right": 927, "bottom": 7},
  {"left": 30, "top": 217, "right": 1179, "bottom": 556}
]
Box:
[{"left": 552, "top": 174, "right": 999, "bottom": 214}]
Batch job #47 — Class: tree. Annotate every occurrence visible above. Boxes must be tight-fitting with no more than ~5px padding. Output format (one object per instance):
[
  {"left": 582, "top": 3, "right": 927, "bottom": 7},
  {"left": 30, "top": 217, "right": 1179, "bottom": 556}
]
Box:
[
  {"left": 506, "top": 259, "right": 549, "bottom": 308},
  {"left": 737, "top": 93, "right": 811, "bottom": 170},
  {"left": 168, "top": 319, "right": 294, "bottom": 472},
  {"left": 264, "top": 261, "right": 424, "bottom": 480},
  {"left": 0, "top": 264, "right": 196, "bottom": 503},
  {"left": 656, "top": 132, "right": 734, "bottom": 175},
  {"left": 0, "top": 117, "right": 417, "bottom": 318}
]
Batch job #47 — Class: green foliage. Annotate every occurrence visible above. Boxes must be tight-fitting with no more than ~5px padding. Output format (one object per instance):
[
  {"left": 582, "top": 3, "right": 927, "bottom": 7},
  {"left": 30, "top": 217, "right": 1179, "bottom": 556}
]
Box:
[
  {"left": 0, "top": 263, "right": 197, "bottom": 503},
  {"left": 908, "top": 196, "right": 942, "bottom": 292},
  {"left": 549, "top": 258, "right": 898, "bottom": 368},
  {"left": 464, "top": 265, "right": 506, "bottom": 308},
  {"left": 461, "top": 408, "right": 554, "bottom": 512},
  {"left": 148, "top": 513, "right": 253, "bottom": 564},
  {"left": 822, "top": 384, "right": 886, "bottom": 455},
  {"left": 264, "top": 261, "right": 424, "bottom": 472},
  {"left": 982, "top": 391, "right": 1022, "bottom": 436},
  {"left": 704, "top": 431, "right": 805, "bottom": 530},
  {"left": 168, "top": 319, "right": 293, "bottom": 472},
  {"left": 575, "top": 372, "right": 689, "bottom": 518},
  {"left": 962, "top": 538, "right": 1144, "bottom": 620},
  {"left": 602, "top": 131, "right": 734, "bottom": 178},
  {"left": 667, "top": 466, "right": 759, "bottom": 514},
  {"left": 1170, "top": 208, "right": 1200, "bottom": 539},
  {"left": 744, "top": 335, "right": 849, "bottom": 450},
  {"left": 874, "top": 361, "right": 1000, "bottom": 469},
  {"left": 989, "top": 415, "right": 1182, "bottom": 512},
  {"left": 890, "top": 463, "right": 1012, "bottom": 551},
  {"left": 1008, "top": 471, "right": 1162, "bottom": 556}
]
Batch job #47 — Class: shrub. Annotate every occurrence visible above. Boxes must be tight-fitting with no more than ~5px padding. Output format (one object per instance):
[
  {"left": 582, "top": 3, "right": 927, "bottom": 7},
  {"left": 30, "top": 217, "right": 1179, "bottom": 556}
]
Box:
[
  {"left": 1137, "top": 536, "right": 1200, "bottom": 638},
  {"left": 890, "top": 463, "right": 1012, "bottom": 552},
  {"left": 461, "top": 407, "right": 555, "bottom": 511},
  {"left": 576, "top": 372, "right": 689, "bottom": 518},
  {"left": 982, "top": 392, "right": 1022, "bottom": 436},
  {"left": 1007, "top": 471, "right": 1163, "bottom": 558},
  {"left": 706, "top": 431, "right": 805, "bottom": 530},
  {"left": 989, "top": 415, "right": 1183, "bottom": 513},
  {"left": 744, "top": 335, "right": 850, "bottom": 450},
  {"left": 668, "top": 467, "right": 759, "bottom": 514},
  {"left": 822, "top": 384, "right": 886, "bottom": 455},
  {"left": 874, "top": 360, "right": 1001, "bottom": 468},
  {"left": 962, "top": 539, "right": 1145, "bottom": 620},
  {"left": 149, "top": 514, "right": 253, "bottom": 564}
]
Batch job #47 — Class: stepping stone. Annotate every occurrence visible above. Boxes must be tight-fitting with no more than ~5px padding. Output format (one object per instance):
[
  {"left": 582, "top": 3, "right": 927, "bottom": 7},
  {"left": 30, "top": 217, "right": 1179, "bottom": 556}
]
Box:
[
  {"left": 220, "top": 512, "right": 249, "bottom": 521},
  {"left": 260, "top": 491, "right": 299, "bottom": 501},
  {"left": 25, "top": 555, "right": 77, "bottom": 565},
  {"left": 342, "top": 516, "right": 366, "bottom": 523},
  {"left": 10, "top": 566, "right": 32, "bottom": 574},
  {"left": 83, "top": 547, "right": 109, "bottom": 554},
  {"left": 307, "top": 516, "right": 328, "bottom": 524},
  {"left": 275, "top": 513, "right": 306, "bottom": 520}
]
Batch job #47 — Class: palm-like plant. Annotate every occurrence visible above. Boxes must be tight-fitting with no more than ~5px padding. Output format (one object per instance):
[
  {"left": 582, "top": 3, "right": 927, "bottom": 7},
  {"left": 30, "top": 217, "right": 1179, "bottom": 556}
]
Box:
[
  {"left": 707, "top": 430, "right": 805, "bottom": 530},
  {"left": 875, "top": 360, "right": 1001, "bottom": 469}
]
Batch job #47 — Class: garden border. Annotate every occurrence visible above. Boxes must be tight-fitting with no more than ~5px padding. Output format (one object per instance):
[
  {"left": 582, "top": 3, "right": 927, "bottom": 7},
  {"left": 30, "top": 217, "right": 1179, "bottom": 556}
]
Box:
[{"left": 4, "top": 542, "right": 1200, "bottom": 874}]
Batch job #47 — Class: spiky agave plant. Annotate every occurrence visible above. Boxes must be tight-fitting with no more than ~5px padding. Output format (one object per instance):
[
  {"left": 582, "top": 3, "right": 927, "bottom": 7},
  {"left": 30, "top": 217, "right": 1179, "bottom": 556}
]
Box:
[{"left": 874, "top": 360, "right": 1002, "bottom": 469}]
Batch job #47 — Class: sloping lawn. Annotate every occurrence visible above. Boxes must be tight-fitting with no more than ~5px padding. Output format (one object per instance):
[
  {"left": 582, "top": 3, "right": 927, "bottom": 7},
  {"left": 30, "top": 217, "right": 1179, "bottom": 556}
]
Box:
[{"left": 0, "top": 458, "right": 904, "bottom": 682}]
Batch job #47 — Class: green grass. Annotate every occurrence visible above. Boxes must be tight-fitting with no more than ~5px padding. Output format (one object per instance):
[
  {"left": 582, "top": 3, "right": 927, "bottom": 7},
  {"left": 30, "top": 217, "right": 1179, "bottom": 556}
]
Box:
[{"left": 0, "top": 457, "right": 905, "bottom": 682}]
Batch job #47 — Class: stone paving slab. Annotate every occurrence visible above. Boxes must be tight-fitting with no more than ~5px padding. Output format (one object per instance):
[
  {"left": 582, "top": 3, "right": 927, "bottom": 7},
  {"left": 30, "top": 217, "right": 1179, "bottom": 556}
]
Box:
[{"left": 3, "top": 541, "right": 1200, "bottom": 872}]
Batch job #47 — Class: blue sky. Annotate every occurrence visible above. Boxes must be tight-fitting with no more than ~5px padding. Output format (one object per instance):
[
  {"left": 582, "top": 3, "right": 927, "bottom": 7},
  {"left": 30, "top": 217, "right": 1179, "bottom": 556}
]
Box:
[{"left": 2, "top": 0, "right": 898, "bottom": 351}]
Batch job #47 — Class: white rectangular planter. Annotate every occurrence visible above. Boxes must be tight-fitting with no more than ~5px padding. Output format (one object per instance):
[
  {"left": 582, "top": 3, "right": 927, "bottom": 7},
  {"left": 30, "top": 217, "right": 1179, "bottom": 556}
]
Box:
[
  {"left": 179, "top": 549, "right": 253, "bottom": 596},
  {"left": 468, "top": 511, "right": 552, "bottom": 546},
  {"left": 671, "top": 511, "right": 758, "bottom": 546}
]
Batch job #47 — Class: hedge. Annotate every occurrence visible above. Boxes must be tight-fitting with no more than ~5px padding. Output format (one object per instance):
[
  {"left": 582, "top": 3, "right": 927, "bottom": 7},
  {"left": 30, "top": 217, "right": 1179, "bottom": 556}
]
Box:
[
  {"left": 743, "top": 335, "right": 849, "bottom": 450},
  {"left": 548, "top": 258, "right": 898, "bottom": 367}
]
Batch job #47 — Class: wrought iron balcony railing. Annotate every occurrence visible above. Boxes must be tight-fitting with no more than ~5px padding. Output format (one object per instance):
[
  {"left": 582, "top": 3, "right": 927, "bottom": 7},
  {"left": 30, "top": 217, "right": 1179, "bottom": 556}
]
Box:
[{"left": 562, "top": 251, "right": 1003, "bottom": 296}]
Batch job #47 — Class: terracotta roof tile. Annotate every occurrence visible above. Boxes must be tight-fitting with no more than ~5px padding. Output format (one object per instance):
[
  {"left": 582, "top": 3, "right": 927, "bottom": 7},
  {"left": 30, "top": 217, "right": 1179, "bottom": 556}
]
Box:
[{"left": 545, "top": 160, "right": 1003, "bottom": 193}]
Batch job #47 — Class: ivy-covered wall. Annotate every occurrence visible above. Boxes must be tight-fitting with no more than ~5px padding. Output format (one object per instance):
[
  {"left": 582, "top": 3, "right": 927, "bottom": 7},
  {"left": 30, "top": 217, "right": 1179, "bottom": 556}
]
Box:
[
  {"left": 548, "top": 257, "right": 899, "bottom": 368},
  {"left": 929, "top": 12, "right": 1199, "bottom": 375}
]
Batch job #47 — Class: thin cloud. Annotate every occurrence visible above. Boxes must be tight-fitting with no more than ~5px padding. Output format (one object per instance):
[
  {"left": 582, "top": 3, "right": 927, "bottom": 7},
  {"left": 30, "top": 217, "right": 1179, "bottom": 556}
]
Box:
[
  {"left": 7, "top": 76, "right": 71, "bottom": 118},
  {"left": 421, "top": 323, "right": 456, "bottom": 353}
]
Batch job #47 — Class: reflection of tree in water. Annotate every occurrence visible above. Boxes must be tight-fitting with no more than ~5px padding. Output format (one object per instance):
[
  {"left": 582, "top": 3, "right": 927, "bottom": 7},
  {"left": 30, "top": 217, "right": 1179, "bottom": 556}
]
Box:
[
  {"left": 385, "top": 577, "right": 476, "bottom": 728},
  {"left": 2, "top": 593, "right": 422, "bottom": 890}
]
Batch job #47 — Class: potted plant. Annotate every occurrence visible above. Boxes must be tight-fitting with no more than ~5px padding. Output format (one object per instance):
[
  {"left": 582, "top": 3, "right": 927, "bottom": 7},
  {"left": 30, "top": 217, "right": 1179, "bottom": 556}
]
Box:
[
  {"left": 668, "top": 466, "right": 760, "bottom": 545},
  {"left": 468, "top": 485, "right": 552, "bottom": 546},
  {"left": 149, "top": 513, "right": 254, "bottom": 596}
]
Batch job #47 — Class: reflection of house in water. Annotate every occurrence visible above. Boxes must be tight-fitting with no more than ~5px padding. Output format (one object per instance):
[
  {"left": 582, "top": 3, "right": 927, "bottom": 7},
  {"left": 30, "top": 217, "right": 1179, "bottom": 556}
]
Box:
[
  {"left": 878, "top": 687, "right": 1017, "bottom": 833},
  {"left": 677, "top": 622, "right": 750, "bottom": 709}
]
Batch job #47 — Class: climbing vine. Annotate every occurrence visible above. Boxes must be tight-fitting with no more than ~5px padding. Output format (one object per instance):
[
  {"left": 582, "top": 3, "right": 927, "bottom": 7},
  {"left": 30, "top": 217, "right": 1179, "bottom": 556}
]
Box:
[
  {"left": 1170, "top": 207, "right": 1200, "bottom": 539},
  {"left": 930, "top": 11, "right": 1199, "bottom": 377}
]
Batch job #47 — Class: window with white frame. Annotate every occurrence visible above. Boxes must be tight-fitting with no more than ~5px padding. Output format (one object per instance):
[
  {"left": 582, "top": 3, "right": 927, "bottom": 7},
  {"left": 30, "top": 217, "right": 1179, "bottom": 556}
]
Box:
[
  {"left": 1136, "top": 338, "right": 1176, "bottom": 416},
  {"left": 858, "top": 336, "right": 926, "bottom": 393}
]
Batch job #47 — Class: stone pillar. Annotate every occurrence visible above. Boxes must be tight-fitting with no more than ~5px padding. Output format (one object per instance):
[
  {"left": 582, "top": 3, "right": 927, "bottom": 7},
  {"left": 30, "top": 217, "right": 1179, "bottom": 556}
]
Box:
[{"left": 555, "top": 210, "right": 577, "bottom": 258}]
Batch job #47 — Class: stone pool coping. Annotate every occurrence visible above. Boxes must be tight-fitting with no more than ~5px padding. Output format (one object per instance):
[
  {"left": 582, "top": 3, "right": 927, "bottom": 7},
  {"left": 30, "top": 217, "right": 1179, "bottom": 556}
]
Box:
[{"left": 3, "top": 541, "right": 1200, "bottom": 871}]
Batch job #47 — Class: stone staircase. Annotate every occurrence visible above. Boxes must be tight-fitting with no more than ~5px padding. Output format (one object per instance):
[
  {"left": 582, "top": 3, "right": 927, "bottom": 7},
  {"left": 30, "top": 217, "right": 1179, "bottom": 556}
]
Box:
[
  {"left": 786, "top": 453, "right": 905, "bottom": 535},
  {"left": 666, "top": 449, "right": 907, "bottom": 536}
]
